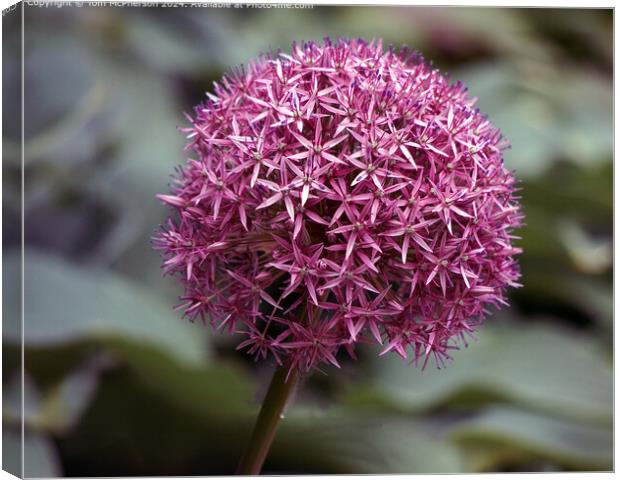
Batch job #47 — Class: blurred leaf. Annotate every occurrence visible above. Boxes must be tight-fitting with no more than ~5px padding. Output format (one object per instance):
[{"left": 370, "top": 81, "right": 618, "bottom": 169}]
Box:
[
  {"left": 86, "top": 58, "right": 186, "bottom": 287},
  {"left": 102, "top": 338, "right": 253, "bottom": 418},
  {"left": 516, "top": 207, "right": 569, "bottom": 265},
  {"left": 4, "top": 249, "right": 208, "bottom": 364},
  {"left": 405, "top": 8, "right": 554, "bottom": 62},
  {"left": 343, "top": 323, "right": 612, "bottom": 424},
  {"left": 3, "top": 31, "right": 112, "bottom": 169},
  {"left": 3, "top": 373, "right": 64, "bottom": 477},
  {"left": 457, "top": 62, "right": 612, "bottom": 178},
  {"left": 3, "top": 373, "right": 42, "bottom": 428},
  {"left": 125, "top": 13, "right": 213, "bottom": 75},
  {"left": 563, "top": 278, "right": 613, "bottom": 331},
  {"left": 21, "top": 82, "right": 111, "bottom": 167},
  {"left": 450, "top": 407, "right": 612, "bottom": 471},
  {"left": 512, "top": 270, "right": 612, "bottom": 331},
  {"left": 556, "top": 218, "right": 612, "bottom": 275},
  {"left": 523, "top": 9, "right": 612, "bottom": 68},
  {"left": 1, "top": 425, "right": 21, "bottom": 478},
  {"left": 457, "top": 9, "right": 549, "bottom": 60},
  {"left": 3, "top": 428, "right": 62, "bottom": 478},
  {"left": 56, "top": 366, "right": 241, "bottom": 476},
  {"left": 38, "top": 360, "right": 101, "bottom": 434},
  {"left": 42, "top": 336, "right": 464, "bottom": 475},
  {"left": 23, "top": 34, "right": 95, "bottom": 138},
  {"left": 92, "top": 341, "right": 466, "bottom": 473},
  {"left": 513, "top": 163, "right": 612, "bottom": 329},
  {"left": 521, "top": 163, "right": 612, "bottom": 226},
  {"left": 4, "top": 364, "right": 100, "bottom": 436},
  {"left": 24, "top": 337, "right": 254, "bottom": 476},
  {"left": 336, "top": 7, "right": 427, "bottom": 49},
  {"left": 60, "top": 358, "right": 464, "bottom": 475},
  {"left": 273, "top": 409, "right": 464, "bottom": 474}
]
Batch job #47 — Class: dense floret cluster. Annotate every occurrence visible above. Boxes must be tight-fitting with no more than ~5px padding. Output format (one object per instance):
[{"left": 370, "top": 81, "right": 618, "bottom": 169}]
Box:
[{"left": 154, "top": 38, "right": 522, "bottom": 373}]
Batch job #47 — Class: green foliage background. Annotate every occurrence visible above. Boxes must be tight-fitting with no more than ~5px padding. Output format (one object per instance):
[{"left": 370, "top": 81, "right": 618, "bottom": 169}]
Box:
[{"left": 2, "top": 5, "right": 612, "bottom": 475}]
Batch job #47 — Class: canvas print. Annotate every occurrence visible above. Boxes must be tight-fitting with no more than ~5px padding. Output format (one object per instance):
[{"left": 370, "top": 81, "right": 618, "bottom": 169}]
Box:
[{"left": 2, "top": 3, "right": 613, "bottom": 476}]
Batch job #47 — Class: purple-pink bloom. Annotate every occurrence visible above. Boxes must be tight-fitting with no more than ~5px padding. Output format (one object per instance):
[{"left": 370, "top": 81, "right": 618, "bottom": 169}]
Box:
[{"left": 154, "top": 38, "right": 523, "bottom": 373}]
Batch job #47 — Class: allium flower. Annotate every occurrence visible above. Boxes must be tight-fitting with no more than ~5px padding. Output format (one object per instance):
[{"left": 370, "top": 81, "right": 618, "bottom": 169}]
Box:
[{"left": 154, "top": 37, "right": 522, "bottom": 374}]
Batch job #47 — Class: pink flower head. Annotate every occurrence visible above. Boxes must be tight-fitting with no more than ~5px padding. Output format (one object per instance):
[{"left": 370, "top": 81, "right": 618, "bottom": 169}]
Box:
[{"left": 154, "top": 38, "right": 522, "bottom": 373}]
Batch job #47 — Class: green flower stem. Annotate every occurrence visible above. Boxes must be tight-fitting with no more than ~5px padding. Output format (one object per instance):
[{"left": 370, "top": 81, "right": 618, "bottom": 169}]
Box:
[{"left": 236, "top": 366, "right": 299, "bottom": 475}]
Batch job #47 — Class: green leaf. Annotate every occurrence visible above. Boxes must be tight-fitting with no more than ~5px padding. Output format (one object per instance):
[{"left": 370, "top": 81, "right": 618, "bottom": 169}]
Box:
[
  {"left": 273, "top": 409, "right": 465, "bottom": 474},
  {"left": 4, "top": 249, "right": 208, "bottom": 365},
  {"left": 3, "top": 373, "right": 64, "bottom": 477},
  {"left": 54, "top": 363, "right": 248, "bottom": 476},
  {"left": 563, "top": 278, "right": 613, "bottom": 330},
  {"left": 456, "top": 62, "right": 612, "bottom": 178},
  {"left": 3, "top": 373, "right": 42, "bottom": 429},
  {"left": 3, "top": 428, "right": 62, "bottom": 478},
  {"left": 38, "top": 360, "right": 100, "bottom": 433},
  {"left": 100, "top": 342, "right": 465, "bottom": 473},
  {"left": 48, "top": 339, "right": 463, "bottom": 475},
  {"left": 450, "top": 407, "right": 612, "bottom": 471},
  {"left": 86, "top": 58, "right": 186, "bottom": 268},
  {"left": 102, "top": 338, "right": 253, "bottom": 418},
  {"left": 344, "top": 323, "right": 612, "bottom": 424}
]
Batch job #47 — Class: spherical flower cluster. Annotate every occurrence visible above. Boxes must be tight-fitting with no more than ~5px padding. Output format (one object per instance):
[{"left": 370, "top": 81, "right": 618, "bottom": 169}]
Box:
[{"left": 154, "top": 38, "right": 522, "bottom": 373}]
